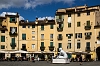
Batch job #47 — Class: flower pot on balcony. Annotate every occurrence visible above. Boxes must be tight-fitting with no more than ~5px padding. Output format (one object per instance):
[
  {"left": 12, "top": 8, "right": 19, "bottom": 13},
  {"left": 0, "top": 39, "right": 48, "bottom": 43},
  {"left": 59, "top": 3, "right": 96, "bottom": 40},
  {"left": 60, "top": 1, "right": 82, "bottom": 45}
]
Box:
[
  {"left": 49, "top": 46, "right": 54, "bottom": 51},
  {"left": 40, "top": 46, "right": 45, "bottom": 51}
]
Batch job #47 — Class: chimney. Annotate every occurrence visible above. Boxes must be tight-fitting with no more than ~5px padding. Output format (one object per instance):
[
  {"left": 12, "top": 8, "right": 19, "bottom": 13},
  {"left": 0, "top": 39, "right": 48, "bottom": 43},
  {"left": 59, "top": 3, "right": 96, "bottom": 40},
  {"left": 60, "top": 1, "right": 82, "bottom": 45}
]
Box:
[
  {"left": 26, "top": 20, "right": 28, "bottom": 23},
  {"left": 36, "top": 18, "right": 38, "bottom": 22},
  {"left": 35, "top": 18, "right": 38, "bottom": 24}
]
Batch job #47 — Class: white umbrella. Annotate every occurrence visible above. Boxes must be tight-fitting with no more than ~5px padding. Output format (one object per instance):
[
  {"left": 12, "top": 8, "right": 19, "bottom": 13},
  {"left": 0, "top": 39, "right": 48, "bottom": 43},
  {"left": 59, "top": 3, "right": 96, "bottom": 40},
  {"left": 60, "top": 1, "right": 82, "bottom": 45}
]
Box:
[
  {"left": 0, "top": 50, "right": 8, "bottom": 53},
  {"left": 10, "top": 50, "right": 28, "bottom": 53}
]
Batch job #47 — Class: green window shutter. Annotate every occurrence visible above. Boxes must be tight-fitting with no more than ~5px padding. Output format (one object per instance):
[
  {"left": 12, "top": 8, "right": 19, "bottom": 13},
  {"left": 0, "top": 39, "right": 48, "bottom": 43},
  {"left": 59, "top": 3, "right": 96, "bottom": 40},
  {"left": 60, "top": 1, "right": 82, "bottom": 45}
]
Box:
[
  {"left": 22, "top": 34, "right": 26, "bottom": 40},
  {"left": 58, "top": 43, "right": 62, "bottom": 48},
  {"left": 1, "top": 45, "right": 5, "bottom": 49},
  {"left": 32, "top": 25, "right": 35, "bottom": 28},
  {"left": 41, "top": 42, "right": 44, "bottom": 47},
  {"left": 10, "top": 17, "right": 16, "bottom": 22},
  {"left": 87, "top": 21, "right": 90, "bottom": 26},
  {"left": 68, "top": 23, "right": 71, "bottom": 27},
  {"left": 41, "top": 25, "right": 44, "bottom": 30},
  {"left": 86, "top": 42, "right": 90, "bottom": 47},
  {"left": 77, "top": 22, "right": 80, "bottom": 27},
  {"left": 50, "top": 42, "right": 53, "bottom": 46},
  {"left": 77, "top": 43, "right": 80, "bottom": 49},
  {"left": 12, "top": 38, "right": 15, "bottom": 43},
  {"left": 1, "top": 36, "right": 5, "bottom": 42},
  {"left": 50, "top": 24, "right": 53, "bottom": 29}
]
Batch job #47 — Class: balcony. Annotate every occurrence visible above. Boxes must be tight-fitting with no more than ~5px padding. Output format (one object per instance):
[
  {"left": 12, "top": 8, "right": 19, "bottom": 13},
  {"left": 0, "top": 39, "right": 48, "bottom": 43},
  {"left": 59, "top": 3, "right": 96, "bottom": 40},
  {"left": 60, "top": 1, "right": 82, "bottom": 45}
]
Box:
[
  {"left": 94, "top": 25, "right": 100, "bottom": 29},
  {"left": 57, "top": 36, "right": 63, "bottom": 40},
  {"left": 85, "top": 47, "right": 91, "bottom": 52},
  {"left": 9, "top": 32, "right": 17, "bottom": 36},
  {"left": 40, "top": 46, "right": 45, "bottom": 51},
  {"left": 85, "top": 35, "right": 91, "bottom": 39},
  {"left": 21, "top": 48, "right": 27, "bottom": 51},
  {"left": 56, "top": 19, "right": 63, "bottom": 23},
  {"left": 84, "top": 25, "right": 91, "bottom": 30},
  {"left": 57, "top": 27, "right": 63, "bottom": 32},
  {"left": 10, "top": 43, "right": 16, "bottom": 49},
  {"left": 97, "top": 36, "right": 100, "bottom": 40},
  {"left": 49, "top": 46, "right": 54, "bottom": 51}
]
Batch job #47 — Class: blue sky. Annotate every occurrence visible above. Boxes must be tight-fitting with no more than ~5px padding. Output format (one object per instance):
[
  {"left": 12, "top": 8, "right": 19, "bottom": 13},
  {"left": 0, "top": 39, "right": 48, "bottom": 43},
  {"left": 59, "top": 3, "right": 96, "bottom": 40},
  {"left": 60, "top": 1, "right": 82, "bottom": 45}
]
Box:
[{"left": 0, "top": 0, "right": 100, "bottom": 21}]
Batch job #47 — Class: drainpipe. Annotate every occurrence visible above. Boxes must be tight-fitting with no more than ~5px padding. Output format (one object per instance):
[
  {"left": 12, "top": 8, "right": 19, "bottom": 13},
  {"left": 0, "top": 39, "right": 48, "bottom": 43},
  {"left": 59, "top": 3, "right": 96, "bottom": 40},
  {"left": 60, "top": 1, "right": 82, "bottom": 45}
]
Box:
[{"left": 74, "top": 12, "right": 75, "bottom": 52}]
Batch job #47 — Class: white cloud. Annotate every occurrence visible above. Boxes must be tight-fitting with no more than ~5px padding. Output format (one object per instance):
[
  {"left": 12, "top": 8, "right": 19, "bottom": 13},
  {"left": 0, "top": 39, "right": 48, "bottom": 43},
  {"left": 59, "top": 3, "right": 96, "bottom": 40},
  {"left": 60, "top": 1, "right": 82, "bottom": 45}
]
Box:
[
  {"left": 0, "top": 12, "right": 24, "bottom": 20},
  {"left": 0, "top": 0, "right": 77, "bottom": 9},
  {"left": 38, "top": 16, "right": 54, "bottom": 20}
]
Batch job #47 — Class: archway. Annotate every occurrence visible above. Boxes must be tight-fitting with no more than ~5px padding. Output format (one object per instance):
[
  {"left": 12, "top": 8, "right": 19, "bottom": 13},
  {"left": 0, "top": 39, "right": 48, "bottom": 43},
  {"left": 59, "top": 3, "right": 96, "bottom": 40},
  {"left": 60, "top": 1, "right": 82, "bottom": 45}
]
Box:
[{"left": 96, "top": 46, "right": 100, "bottom": 61}]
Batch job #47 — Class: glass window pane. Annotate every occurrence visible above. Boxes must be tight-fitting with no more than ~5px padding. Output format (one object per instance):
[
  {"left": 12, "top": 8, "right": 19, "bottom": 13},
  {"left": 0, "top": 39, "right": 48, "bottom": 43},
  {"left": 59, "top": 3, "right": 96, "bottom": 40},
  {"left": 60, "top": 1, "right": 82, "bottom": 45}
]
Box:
[
  {"left": 50, "top": 42, "right": 53, "bottom": 46},
  {"left": 41, "top": 42, "right": 44, "bottom": 47},
  {"left": 1, "top": 36, "right": 5, "bottom": 42}
]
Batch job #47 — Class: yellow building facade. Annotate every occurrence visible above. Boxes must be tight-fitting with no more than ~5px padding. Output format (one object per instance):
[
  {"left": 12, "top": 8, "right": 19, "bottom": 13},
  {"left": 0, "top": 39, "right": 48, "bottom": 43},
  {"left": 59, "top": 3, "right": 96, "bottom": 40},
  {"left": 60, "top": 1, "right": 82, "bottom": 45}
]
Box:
[{"left": 0, "top": 5, "right": 100, "bottom": 61}]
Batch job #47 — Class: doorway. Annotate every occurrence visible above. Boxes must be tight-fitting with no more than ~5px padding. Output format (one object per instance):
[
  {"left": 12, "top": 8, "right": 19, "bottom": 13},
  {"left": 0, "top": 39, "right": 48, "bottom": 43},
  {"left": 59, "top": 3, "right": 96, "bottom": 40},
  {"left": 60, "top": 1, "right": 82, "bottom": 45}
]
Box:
[{"left": 96, "top": 47, "right": 100, "bottom": 61}]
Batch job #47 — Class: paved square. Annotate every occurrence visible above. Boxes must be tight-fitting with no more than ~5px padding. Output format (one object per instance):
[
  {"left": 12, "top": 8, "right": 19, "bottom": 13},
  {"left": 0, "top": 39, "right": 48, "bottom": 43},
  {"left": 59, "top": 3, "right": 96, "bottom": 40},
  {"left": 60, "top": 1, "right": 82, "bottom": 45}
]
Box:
[{"left": 0, "top": 61, "right": 100, "bottom": 66}]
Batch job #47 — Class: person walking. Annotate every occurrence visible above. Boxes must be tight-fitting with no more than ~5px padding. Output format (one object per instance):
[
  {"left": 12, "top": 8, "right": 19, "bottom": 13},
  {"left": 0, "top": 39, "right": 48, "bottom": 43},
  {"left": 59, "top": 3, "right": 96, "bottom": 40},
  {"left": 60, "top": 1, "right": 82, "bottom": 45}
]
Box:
[{"left": 79, "top": 55, "right": 82, "bottom": 65}]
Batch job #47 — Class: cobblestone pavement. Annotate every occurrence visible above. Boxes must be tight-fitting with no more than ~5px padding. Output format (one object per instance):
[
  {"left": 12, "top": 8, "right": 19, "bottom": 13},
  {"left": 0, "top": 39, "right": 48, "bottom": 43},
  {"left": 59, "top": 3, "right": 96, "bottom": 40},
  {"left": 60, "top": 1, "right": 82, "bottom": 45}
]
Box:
[{"left": 0, "top": 61, "right": 100, "bottom": 66}]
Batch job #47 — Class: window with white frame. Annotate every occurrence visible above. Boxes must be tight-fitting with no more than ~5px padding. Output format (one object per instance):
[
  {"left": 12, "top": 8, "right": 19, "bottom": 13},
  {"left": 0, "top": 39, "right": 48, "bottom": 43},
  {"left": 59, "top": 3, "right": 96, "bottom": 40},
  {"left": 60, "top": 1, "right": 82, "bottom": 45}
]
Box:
[
  {"left": 32, "top": 31, "right": 35, "bottom": 34},
  {"left": 32, "top": 44, "right": 35, "bottom": 49},
  {"left": 67, "top": 43, "right": 71, "bottom": 49},
  {"left": 32, "top": 36, "right": 35, "bottom": 40},
  {"left": 41, "top": 34, "right": 44, "bottom": 39}
]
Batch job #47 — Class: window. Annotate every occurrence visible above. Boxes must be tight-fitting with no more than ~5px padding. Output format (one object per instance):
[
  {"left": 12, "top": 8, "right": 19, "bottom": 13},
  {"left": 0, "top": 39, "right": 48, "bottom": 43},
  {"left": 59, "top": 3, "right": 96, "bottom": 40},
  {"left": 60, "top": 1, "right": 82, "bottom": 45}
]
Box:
[
  {"left": 50, "top": 34, "right": 53, "bottom": 39},
  {"left": 22, "top": 25, "right": 26, "bottom": 28},
  {"left": 11, "top": 38, "right": 15, "bottom": 43},
  {"left": 41, "top": 34, "right": 44, "bottom": 39},
  {"left": 41, "top": 42, "right": 44, "bottom": 47},
  {"left": 10, "top": 17, "right": 16, "bottom": 22},
  {"left": 58, "top": 34, "right": 62, "bottom": 38},
  {"left": 1, "top": 45, "right": 5, "bottom": 49},
  {"left": 32, "top": 25, "right": 35, "bottom": 28},
  {"left": 67, "top": 43, "right": 71, "bottom": 49},
  {"left": 68, "top": 13, "right": 71, "bottom": 17},
  {"left": 77, "top": 43, "right": 80, "bottom": 49},
  {"left": 50, "top": 42, "right": 53, "bottom": 46},
  {"left": 77, "top": 22, "right": 80, "bottom": 27},
  {"left": 50, "top": 24, "right": 53, "bottom": 29},
  {"left": 32, "top": 36, "right": 35, "bottom": 40},
  {"left": 87, "top": 11, "right": 90, "bottom": 15},
  {"left": 68, "top": 23, "right": 71, "bottom": 27},
  {"left": 58, "top": 24, "right": 63, "bottom": 28},
  {"left": 0, "top": 19, "right": 3, "bottom": 22},
  {"left": 32, "top": 31, "right": 35, "bottom": 34},
  {"left": 22, "top": 44, "right": 26, "bottom": 48},
  {"left": 86, "top": 42, "right": 90, "bottom": 47},
  {"left": 66, "top": 34, "right": 73, "bottom": 39},
  {"left": 86, "top": 21, "right": 90, "bottom": 26},
  {"left": 28, "top": 25, "right": 30, "bottom": 28},
  {"left": 10, "top": 27, "right": 17, "bottom": 33},
  {"left": 75, "top": 33, "right": 82, "bottom": 38},
  {"left": 86, "top": 42, "right": 90, "bottom": 50},
  {"left": 41, "top": 25, "right": 44, "bottom": 30},
  {"left": 32, "top": 44, "right": 35, "bottom": 49},
  {"left": 85, "top": 32, "right": 92, "bottom": 35},
  {"left": 77, "top": 13, "right": 80, "bottom": 17},
  {"left": 58, "top": 43, "right": 62, "bottom": 48},
  {"left": 1, "top": 30, "right": 5, "bottom": 33},
  {"left": 1, "top": 36, "right": 5, "bottom": 42},
  {"left": 22, "top": 34, "right": 26, "bottom": 40}
]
